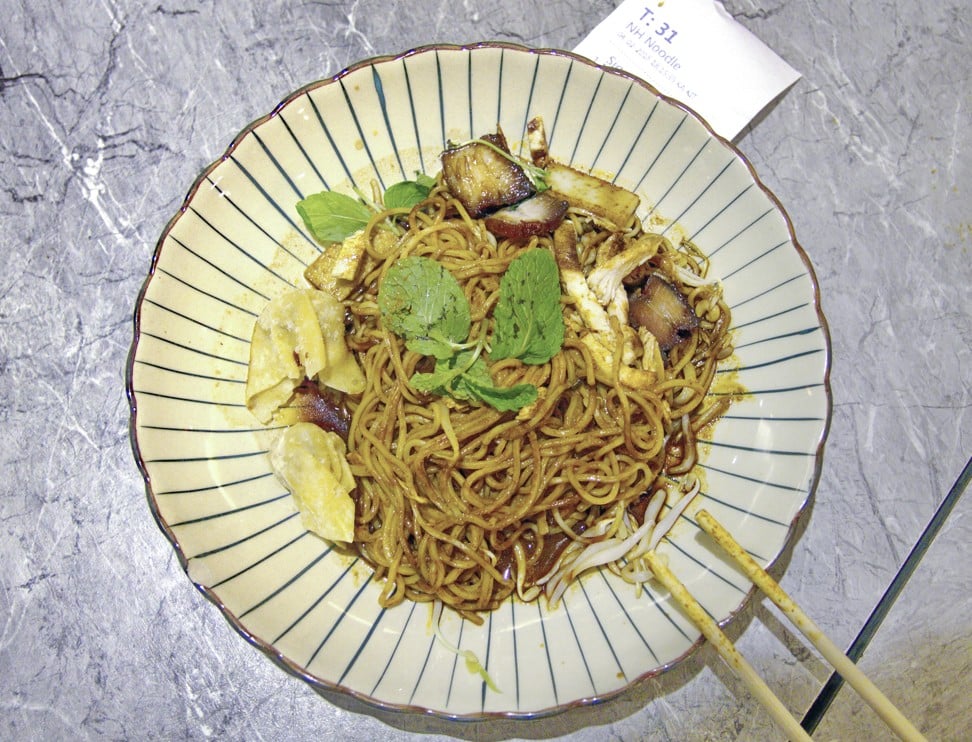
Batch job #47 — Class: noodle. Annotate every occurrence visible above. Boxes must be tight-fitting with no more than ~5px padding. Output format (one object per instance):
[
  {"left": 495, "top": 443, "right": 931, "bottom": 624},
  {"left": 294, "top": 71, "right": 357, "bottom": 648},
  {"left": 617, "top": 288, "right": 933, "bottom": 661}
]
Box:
[{"left": 333, "top": 182, "right": 735, "bottom": 623}]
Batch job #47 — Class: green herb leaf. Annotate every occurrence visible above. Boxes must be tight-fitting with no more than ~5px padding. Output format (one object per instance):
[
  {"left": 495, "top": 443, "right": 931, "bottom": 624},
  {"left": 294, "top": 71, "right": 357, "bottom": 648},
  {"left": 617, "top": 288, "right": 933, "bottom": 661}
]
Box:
[
  {"left": 491, "top": 248, "right": 564, "bottom": 364},
  {"left": 378, "top": 256, "right": 471, "bottom": 359},
  {"left": 296, "top": 191, "right": 374, "bottom": 244},
  {"left": 383, "top": 179, "right": 432, "bottom": 210},
  {"left": 404, "top": 331, "right": 457, "bottom": 361},
  {"left": 412, "top": 352, "right": 538, "bottom": 412},
  {"left": 453, "top": 356, "right": 538, "bottom": 411},
  {"left": 380, "top": 254, "right": 543, "bottom": 412},
  {"left": 410, "top": 347, "right": 480, "bottom": 395},
  {"left": 459, "top": 379, "right": 539, "bottom": 412}
]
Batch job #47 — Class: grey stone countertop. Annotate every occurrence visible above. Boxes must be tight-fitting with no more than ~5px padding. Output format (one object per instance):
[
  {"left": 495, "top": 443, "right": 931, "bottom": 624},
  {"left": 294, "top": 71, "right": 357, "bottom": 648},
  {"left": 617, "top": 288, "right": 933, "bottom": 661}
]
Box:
[{"left": 1, "top": 1, "right": 969, "bottom": 740}]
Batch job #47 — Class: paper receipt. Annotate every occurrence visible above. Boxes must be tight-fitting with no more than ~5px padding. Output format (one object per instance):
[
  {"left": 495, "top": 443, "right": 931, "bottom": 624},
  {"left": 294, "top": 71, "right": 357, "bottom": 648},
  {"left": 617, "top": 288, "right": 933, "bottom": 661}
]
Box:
[{"left": 574, "top": 0, "right": 801, "bottom": 140}]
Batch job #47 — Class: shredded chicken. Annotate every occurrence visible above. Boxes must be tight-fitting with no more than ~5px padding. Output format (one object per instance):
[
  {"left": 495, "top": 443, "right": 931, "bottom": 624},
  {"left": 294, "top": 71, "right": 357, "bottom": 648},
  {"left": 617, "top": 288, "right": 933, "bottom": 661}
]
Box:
[
  {"left": 587, "top": 234, "right": 664, "bottom": 306},
  {"left": 551, "top": 222, "right": 615, "bottom": 338},
  {"left": 550, "top": 223, "right": 656, "bottom": 389}
]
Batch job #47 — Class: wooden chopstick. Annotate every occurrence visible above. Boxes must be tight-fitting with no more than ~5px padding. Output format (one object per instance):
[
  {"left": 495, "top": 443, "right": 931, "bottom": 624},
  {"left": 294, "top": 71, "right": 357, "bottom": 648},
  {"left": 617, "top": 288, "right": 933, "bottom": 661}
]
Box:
[
  {"left": 695, "top": 509, "right": 928, "bottom": 742},
  {"left": 644, "top": 551, "right": 813, "bottom": 741}
]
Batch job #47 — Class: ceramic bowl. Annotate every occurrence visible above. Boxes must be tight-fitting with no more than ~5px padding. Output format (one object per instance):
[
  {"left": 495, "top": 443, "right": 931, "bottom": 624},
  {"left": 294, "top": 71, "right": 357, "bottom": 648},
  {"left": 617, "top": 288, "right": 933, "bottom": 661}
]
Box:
[{"left": 127, "top": 42, "right": 831, "bottom": 719}]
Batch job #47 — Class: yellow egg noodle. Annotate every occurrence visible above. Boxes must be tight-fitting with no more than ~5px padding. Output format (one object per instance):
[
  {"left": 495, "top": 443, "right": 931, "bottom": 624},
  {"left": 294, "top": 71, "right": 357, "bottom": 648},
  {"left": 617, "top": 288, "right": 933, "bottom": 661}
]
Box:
[{"left": 245, "top": 124, "right": 737, "bottom": 623}]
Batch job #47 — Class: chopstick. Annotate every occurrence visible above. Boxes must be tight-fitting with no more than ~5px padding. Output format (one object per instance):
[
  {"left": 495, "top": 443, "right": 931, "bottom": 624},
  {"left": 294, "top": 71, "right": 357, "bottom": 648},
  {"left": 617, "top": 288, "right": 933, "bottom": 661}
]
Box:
[
  {"left": 644, "top": 551, "right": 813, "bottom": 741},
  {"left": 693, "top": 509, "right": 928, "bottom": 742}
]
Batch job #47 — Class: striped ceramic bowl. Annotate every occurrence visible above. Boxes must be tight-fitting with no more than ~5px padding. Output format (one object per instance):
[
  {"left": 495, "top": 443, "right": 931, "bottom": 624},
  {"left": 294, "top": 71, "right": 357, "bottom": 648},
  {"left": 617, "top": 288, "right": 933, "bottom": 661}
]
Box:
[{"left": 127, "top": 42, "right": 831, "bottom": 719}]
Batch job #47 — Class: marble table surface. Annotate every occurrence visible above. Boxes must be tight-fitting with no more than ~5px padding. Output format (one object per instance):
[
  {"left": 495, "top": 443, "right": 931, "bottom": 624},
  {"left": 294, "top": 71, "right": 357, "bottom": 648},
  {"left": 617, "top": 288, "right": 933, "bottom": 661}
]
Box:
[{"left": 2, "top": 1, "right": 969, "bottom": 739}]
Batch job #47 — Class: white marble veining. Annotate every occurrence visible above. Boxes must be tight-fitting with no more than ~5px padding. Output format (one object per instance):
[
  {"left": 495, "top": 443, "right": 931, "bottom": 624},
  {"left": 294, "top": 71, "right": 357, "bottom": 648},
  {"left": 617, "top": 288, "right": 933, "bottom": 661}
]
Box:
[{"left": 1, "top": 1, "right": 969, "bottom": 740}]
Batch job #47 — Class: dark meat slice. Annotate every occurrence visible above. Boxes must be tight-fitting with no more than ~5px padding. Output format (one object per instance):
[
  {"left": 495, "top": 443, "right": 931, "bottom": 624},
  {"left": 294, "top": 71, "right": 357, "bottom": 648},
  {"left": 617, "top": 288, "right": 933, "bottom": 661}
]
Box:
[
  {"left": 289, "top": 380, "right": 351, "bottom": 440},
  {"left": 483, "top": 191, "right": 568, "bottom": 238},
  {"left": 628, "top": 275, "right": 699, "bottom": 352},
  {"left": 440, "top": 131, "right": 535, "bottom": 217}
]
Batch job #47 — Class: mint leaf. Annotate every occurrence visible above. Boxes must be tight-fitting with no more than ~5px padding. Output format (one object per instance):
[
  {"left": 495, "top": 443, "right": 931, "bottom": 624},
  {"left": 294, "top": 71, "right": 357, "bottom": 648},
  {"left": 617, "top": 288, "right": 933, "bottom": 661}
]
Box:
[
  {"left": 413, "top": 352, "right": 538, "bottom": 412},
  {"left": 378, "top": 256, "right": 471, "bottom": 358},
  {"left": 296, "top": 191, "right": 373, "bottom": 244},
  {"left": 380, "top": 254, "right": 544, "bottom": 413},
  {"left": 410, "top": 347, "right": 480, "bottom": 395},
  {"left": 460, "top": 379, "right": 539, "bottom": 411},
  {"left": 491, "top": 248, "right": 564, "bottom": 364},
  {"left": 404, "top": 331, "right": 456, "bottom": 361},
  {"left": 453, "top": 356, "right": 538, "bottom": 411},
  {"left": 384, "top": 179, "right": 432, "bottom": 210}
]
